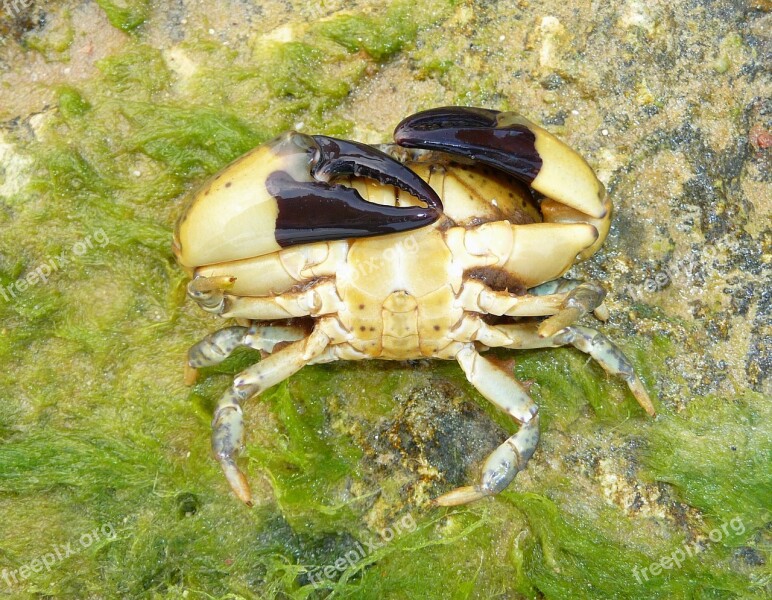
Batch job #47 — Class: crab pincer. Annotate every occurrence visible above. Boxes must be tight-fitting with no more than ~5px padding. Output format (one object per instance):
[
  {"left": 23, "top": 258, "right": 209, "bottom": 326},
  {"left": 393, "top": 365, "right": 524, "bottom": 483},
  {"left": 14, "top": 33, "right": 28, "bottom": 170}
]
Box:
[
  {"left": 267, "top": 134, "right": 443, "bottom": 246},
  {"left": 394, "top": 106, "right": 608, "bottom": 219},
  {"left": 174, "top": 131, "right": 443, "bottom": 271}
]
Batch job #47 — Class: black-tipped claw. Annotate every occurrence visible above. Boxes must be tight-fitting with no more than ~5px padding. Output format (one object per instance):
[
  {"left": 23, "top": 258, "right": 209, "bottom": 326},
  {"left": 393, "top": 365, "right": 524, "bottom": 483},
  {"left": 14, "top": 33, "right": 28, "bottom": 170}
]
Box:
[
  {"left": 394, "top": 106, "right": 542, "bottom": 184},
  {"left": 267, "top": 170, "right": 437, "bottom": 248},
  {"left": 311, "top": 135, "right": 443, "bottom": 211},
  {"left": 265, "top": 133, "right": 443, "bottom": 248}
]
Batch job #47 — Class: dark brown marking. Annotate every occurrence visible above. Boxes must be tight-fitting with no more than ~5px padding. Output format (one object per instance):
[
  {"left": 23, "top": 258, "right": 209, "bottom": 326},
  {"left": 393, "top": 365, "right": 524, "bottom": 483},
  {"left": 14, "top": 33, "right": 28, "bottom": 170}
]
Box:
[
  {"left": 267, "top": 170, "right": 439, "bottom": 248},
  {"left": 311, "top": 135, "right": 443, "bottom": 211},
  {"left": 225, "top": 181, "right": 232, "bottom": 188},
  {"left": 464, "top": 267, "right": 527, "bottom": 295},
  {"left": 394, "top": 106, "right": 542, "bottom": 184}
]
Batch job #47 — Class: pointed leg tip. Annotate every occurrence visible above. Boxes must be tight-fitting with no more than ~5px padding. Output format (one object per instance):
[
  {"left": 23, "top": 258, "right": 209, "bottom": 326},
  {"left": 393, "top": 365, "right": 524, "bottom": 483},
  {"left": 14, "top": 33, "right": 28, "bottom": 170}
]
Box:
[
  {"left": 239, "top": 488, "right": 254, "bottom": 507},
  {"left": 630, "top": 379, "right": 656, "bottom": 417},
  {"left": 224, "top": 466, "right": 254, "bottom": 506},
  {"left": 190, "top": 275, "right": 236, "bottom": 293},
  {"left": 184, "top": 363, "right": 199, "bottom": 386},
  {"left": 433, "top": 486, "right": 488, "bottom": 507},
  {"left": 538, "top": 309, "right": 580, "bottom": 338},
  {"left": 537, "top": 322, "right": 560, "bottom": 338},
  {"left": 593, "top": 304, "right": 610, "bottom": 322},
  {"left": 640, "top": 398, "right": 657, "bottom": 417}
]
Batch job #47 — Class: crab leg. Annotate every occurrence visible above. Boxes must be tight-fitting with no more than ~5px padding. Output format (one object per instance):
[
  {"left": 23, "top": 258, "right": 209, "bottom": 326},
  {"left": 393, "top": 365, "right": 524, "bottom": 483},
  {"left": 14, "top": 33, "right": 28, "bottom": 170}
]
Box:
[
  {"left": 211, "top": 326, "right": 332, "bottom": 506},
  {"left": 185, "top": 276, "right": 343, "bottom": 320},
  {"left": 457, "top": 280, "right": 607, "bottom": 332},
  {"left": 473, "top": 321, "right": 655, "bottom": 416},
  {"left": 445, "top": 221, "right": 599, "bottom": 289},
  {"left": 193, "top": 241, "right": 350, "bottom": 297},
  {"left": 434, "top": 345, "right": 540, "bottom": 506},
  {"left": 219, "top": 279, "right": 342, "bottom": 320},
  {"left": 185, "top": 323, "right": 308, "bottom": 384},
  {"left": 188, "top": 324, "right": 307, "bottom": 367},
  {"left": 394, "top": 106, "right": 607, "bottom": 218},
  {"left": 528, "top": 279, "right": 608, "bottom": 336}
]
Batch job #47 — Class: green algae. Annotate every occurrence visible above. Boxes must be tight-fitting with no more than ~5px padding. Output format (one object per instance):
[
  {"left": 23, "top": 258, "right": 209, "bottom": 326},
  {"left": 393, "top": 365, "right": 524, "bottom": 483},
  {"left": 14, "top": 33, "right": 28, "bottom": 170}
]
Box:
[
  {"left": 23, "top": 6, "right": 73, "bottom": 58},
  {"left": 95, "top": 0, "right": 150, "bottom": 33},
  {"left": 505, "top": 492, "right": 758, "bottom": 599},
  {"left": 0, "top": 0, "right": 769, "bottom": 598},
  {"left": 642, "top": 392, "right": 771, "bottom": 530},
  {"left": 313, "top": 0, "right": 450, "bottom": 61}
]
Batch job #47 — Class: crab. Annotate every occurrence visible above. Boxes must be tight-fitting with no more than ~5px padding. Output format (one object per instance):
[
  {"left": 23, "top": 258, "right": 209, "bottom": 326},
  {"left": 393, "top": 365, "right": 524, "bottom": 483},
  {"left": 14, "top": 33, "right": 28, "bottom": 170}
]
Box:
[{"left": 173, "top": 106, "right": 655, "bottom": 507}]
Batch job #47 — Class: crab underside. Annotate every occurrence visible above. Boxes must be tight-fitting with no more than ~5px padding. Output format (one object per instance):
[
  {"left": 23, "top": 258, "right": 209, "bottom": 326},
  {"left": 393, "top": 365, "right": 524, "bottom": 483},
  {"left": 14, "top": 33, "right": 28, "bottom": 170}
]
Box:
[{"left": 173, "top": 106, "right": 655, "bottom": 507}]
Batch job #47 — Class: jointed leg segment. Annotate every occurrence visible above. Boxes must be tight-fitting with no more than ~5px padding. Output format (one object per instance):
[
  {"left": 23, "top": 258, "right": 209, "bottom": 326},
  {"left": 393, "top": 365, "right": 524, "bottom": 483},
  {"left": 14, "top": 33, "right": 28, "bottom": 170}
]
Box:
[
  {"left": 474, "top": 321, "right": 655, "bottom": 416},
  {"left": 209, "top": 326, "right": 332, "bottom": 506},
  {"left": 458, "top": 278, "right": 608, "bottom": 334},
  {"left": 185, "top": 323, "right": 307, "bottom": 384},
  {"left": 528, "top": 279, "right": 609, "bottom": 336},
  {"left": 434, "top": 344, "right": 540, "bottom": 506},
  {"left": 186, "top": 276, "right": 342, "bottom": 320}
]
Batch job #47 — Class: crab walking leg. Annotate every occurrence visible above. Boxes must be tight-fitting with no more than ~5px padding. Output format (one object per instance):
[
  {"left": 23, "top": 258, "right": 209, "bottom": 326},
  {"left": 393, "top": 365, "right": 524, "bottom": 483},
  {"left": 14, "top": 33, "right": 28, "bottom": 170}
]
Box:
[
  {"left": 458, "top": 280, "right": 607, "bottom": 332},
  {"left": 434, "top": 345, "right": 540, "bottom": 506},
  {"left": 212, "top": 327, "right": 332, "bottom": 506},
  {"left": 529, "top": 280, "right": 608, "bottom": 337},
  {"left": 529, "top": 278, "right": 610, "bottom": 323},
  {"left": 185, "top": 323, "right": 308, "bottom": 384},
  {"left": 187, "top": 275, "right": 236, "bottom": 313},
  {"left": 220, "top": 279, "right": 342, "bottom": 320},
  {"left": 477, "top": 322, "right": 656, "bottom": 416}
]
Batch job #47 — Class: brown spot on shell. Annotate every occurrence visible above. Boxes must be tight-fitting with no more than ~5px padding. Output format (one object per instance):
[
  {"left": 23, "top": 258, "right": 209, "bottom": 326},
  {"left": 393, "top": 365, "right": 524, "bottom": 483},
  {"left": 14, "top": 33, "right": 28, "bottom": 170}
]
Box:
[{"left": 464, "top": 267, "right": 527, "bottom": 295}]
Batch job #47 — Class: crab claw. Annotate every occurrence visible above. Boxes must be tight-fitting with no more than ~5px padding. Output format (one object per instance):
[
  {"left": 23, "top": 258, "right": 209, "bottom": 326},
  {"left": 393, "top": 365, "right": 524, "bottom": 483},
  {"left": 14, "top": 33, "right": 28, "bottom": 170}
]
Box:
[
  {"left": 174, "top": 131, "right": 442, "bottom": 269},
  {"left": 267, "top": 133, "right": 443, "bottom": 247},
  {"left": 394, "top": 106, "right": 607, "bottom": 219},
  {"left": 310, "top": 136, "right": 443, "bottom": 210}
]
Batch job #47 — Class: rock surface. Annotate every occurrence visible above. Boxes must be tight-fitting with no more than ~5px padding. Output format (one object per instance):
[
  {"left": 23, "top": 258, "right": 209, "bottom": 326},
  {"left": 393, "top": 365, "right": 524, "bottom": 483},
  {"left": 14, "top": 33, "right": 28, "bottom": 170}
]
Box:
[{"left": 0, "top": 1, "right": 768, "bottom": 598}]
